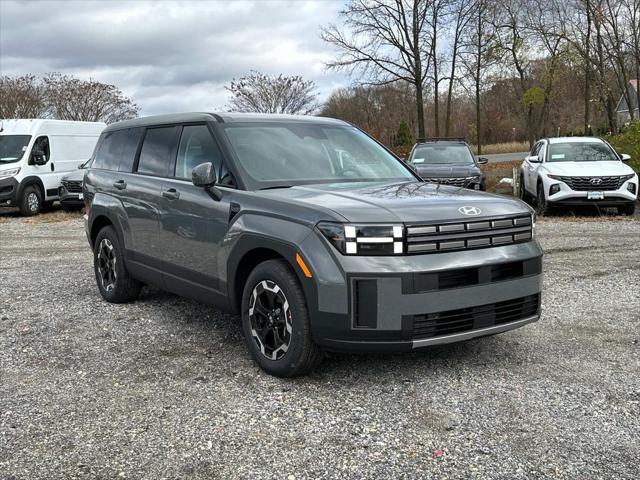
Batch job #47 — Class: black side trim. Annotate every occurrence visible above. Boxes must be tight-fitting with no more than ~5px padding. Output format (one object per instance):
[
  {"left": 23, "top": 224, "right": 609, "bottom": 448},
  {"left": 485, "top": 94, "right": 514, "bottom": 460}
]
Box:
[{"left": 353, "top": 279, "right": 377, "bottom": 328}]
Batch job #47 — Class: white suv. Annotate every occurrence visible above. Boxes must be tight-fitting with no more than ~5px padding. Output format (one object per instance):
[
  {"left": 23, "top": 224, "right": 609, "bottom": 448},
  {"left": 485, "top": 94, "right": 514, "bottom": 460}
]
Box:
[{"left": 520, "top": 137, "right": 637, "bottom": 215}]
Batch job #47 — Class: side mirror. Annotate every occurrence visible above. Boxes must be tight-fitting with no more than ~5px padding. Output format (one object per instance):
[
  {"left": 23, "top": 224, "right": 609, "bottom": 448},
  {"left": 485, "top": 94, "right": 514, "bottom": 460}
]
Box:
[
  {"left": 192, "top": 162, "right": 217, "bottom": 187},
  {"left": 620, "top": 153, "right": 631, "bottom": 162},
  {"left": 477, "top": 157, "right": 489, "bottom": 165},
  {"left": 31, "top": 149, "right": 47, "bottom": 166},
  {"left": 526, "top": 155, "right": 541, "bottom": 163}
]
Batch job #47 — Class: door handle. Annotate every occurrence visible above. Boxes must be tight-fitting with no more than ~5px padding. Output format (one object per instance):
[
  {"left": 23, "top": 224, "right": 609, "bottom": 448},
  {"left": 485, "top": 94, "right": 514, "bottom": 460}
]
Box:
[
  {"left": 113, "top": 180, "right": 127, "bottom": 190},
  {"left": 162, "top": 188, "right": 180, "bottom": 200}
]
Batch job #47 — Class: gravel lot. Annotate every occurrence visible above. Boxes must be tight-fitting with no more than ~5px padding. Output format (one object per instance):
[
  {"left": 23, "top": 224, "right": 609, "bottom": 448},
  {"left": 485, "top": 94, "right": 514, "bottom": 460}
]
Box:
[{"left": 1, "top": 206, "right": 639, "bottom": 479}]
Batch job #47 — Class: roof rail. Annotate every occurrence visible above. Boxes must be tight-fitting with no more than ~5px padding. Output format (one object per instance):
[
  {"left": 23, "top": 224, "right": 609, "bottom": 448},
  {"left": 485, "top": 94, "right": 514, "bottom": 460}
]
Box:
[{"left": 418, "top": 137, "right": 466, "bottom": 143}]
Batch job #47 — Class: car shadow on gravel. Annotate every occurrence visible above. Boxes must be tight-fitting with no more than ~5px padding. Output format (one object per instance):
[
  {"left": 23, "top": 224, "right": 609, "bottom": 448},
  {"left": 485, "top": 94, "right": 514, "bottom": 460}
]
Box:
[{"left": 126, "top": 286, "right": 526, "bottom": 380}]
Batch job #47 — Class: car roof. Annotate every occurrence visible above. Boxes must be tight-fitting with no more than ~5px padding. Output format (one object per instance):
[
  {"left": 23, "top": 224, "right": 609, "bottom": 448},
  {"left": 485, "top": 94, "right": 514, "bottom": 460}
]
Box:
[
  {"left": 546, "top": 136, "right": 605, "bottom": 144},
  {"left": 104, "top": 112, "right": 349, "bottom": 132}
]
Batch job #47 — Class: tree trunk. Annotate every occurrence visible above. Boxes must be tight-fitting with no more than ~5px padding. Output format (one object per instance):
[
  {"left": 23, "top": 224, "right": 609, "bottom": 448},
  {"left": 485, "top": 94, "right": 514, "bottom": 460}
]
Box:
[
  {"left": 433, "top": 44, "right": 440, "bottom": 136},
  {"left": 416, "top": 81, "right": 426, "bottom": 140},
  {"left": 584, "top": 0, "right": 592, "bottom": 133},
  {"left": 445, "top": 41, "right": 458, "bottom": 137}
]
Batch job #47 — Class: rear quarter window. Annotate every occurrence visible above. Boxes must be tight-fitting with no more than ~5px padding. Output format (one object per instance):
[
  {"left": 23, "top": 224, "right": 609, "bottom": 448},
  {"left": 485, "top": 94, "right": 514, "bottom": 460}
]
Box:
[
  {"left": 92, "top": 130, "right": 129, "bottom": 170},
  {"left": 136, "top": 126, "right": 180, "bottom": 177},
  {"left": 118, "top": 128, "right": 144, "bottom": 173}
]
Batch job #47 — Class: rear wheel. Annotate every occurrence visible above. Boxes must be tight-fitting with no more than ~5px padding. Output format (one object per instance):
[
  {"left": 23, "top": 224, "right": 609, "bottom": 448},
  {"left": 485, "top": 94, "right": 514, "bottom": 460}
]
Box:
[
  {"left": 519, "top": 174, "right": 530, "bottom": 203},
  {"left": 617, "top": 203, "right": 636, "bottom": 216},
  {"left": 93, "top": 226, "right": 142, "bottom": 303},
  {"left": 535, "top": 181, "right": 549, "bottom": 216},
  {"left": 241, "top": 259, "right": 322, "bottom": 377},
  {"left": 19, "top": 185, "right": 42, "bottom": 216}
]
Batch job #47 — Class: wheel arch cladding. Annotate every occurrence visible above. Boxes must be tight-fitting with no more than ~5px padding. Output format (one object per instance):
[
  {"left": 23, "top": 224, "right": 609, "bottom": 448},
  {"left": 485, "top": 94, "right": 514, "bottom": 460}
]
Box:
[
  {"left": 228, "top": 237, "right": 317, "bottom": 316},
  {"left": 90, "top": 215, "right": 113, "bottom": 247},
  {"left": 17, "top": 176, "right": 45, "bottom": 202}
]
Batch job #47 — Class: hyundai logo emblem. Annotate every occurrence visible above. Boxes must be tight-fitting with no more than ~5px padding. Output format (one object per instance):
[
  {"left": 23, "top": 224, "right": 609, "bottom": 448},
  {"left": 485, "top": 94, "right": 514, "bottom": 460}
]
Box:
[
  {"left": 590, "top": 178, "right": 603, "bottom": 185},
  {"left": 458, "top": 206, "right": 482, "bottom": 216}
]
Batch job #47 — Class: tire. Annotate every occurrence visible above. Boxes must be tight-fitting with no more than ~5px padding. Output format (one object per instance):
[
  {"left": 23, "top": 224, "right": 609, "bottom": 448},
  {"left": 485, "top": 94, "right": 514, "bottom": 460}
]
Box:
[
  {"left": 19, "top": 185, "right": 42, "bottom": 216},
  {"left": 93, "top": 225, "right": 142, "bottom": 303},
  {"left": 535, "top": 181, "right": 548, "bottom": 216},
  {"left": 617, "top": 203, "right": 636, "bottom": 216},
  {"left": 241, "top": 259, "right": 323, "bottom": 377},
  {"left": 519, "top": 174, "right": 529, "bottom": 203}
]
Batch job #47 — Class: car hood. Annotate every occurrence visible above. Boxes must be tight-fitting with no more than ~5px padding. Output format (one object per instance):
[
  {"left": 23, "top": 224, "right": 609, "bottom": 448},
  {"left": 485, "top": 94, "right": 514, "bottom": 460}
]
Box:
[
  {"left": 260, "top": 181, "right": 531, "bottom": 223},
  {"left": 61, "top": 168, "right": 86, "bottom": 181},
  {"left": 414, "top": 164, "right": 481, "bottom": 178},
  {"left": 543, "top": 161, "right": 635, "bottom": 176}
]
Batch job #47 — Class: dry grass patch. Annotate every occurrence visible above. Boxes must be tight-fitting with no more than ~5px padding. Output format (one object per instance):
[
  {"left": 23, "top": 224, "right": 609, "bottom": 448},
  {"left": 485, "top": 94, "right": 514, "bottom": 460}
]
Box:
[
  {"left": 23, "top": 209, "right": 83, "bottom": 224},
  {"left": 472, "top": 142, "right": 529, "bottom": 155}
]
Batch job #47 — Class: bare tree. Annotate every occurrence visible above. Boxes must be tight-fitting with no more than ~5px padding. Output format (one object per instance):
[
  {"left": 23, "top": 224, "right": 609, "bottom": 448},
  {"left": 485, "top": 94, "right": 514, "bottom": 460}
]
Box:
[
  {"left": 443, "top": 0, "right": 477, "bottom": 136},
  {"left": 225, "top": 71, "right": 319, "bottom": 115},
  {"left": 321, "top": 0, "right": 432, "bottom": 138},
  {"left": 0, "top": 75, "right": 46, "bottom": 119},
  {"left": 43, "top": 73, "right": 138, "bottom": 123}
]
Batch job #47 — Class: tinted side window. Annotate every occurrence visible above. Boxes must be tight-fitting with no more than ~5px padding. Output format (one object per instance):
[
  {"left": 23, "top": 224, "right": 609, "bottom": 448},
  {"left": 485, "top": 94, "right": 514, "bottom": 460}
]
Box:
[
  {"left": 118, "top": 128, "right": 144, "bottom": 173},
  {"left": 137, "top": 127, "right": 179, "bottom": 177},
  {"left": 32, "top": 136, "right": 50, "bottom": 162},
  {"left": 93, "top": 130, "right": 128, "bottom": 170},
  {"left": 175, "top": 125, "right": 222, "bottom": 180}
]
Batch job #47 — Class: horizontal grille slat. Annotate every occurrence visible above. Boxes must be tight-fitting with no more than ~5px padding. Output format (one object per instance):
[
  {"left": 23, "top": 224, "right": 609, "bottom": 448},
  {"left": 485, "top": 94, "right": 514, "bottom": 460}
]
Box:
[
  {"left": 405, "top": 215, "right": 533, "bottom": 254},
  {"left": 411, "top": 294, "right": 540, "bottom": 339},
  {"left": 61, "top": 179, "right": 83, "bottom": 193}
]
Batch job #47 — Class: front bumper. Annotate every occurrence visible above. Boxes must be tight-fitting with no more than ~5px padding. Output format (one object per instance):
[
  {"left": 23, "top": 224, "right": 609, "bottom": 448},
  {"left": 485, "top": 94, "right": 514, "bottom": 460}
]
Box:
[
  {"left": 544, "top": 175, "right": 637, "bottom": 206},
  {"left": 302, "top": 235, "right": 543, "bottom": 353},
  {"left": 0, "top": 177, "right": 18, "bottom": 206},
  {"left": 58, "top": 187, "right": 84, "bottom": 208}
]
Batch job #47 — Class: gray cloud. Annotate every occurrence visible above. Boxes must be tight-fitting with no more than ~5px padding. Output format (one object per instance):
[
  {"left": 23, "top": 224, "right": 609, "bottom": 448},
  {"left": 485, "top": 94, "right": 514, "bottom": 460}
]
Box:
[{"left": 0, "top": 0, "right": 348, "bottom": 115}]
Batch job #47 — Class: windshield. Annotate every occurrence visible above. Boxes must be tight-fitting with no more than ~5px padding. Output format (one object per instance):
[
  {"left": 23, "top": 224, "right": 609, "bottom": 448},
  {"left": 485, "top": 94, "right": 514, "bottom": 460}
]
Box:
[
  {"left": 223, "top": 123, "right": 414, "bottom": 188},
  {"left": 411, "top": 144, "right": 474, "bottom": 165},
  {"left": 0, "top": 135, "right": 31, "bottom": 163},
  {"left": 548, "top": 142, "right": 620, "bottom": 162}
]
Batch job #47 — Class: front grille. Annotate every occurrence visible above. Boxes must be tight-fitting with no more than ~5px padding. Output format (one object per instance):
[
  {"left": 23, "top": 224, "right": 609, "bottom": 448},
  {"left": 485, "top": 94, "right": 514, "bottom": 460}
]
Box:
[
  {"left": 423, "top": 177, "right": 473, "bottom": 187},
  {"left": 555, "top": 176, "right": 630, "bottom": 191},
  {"left": 411, "top": 294, "right": 540, "bottom": 339},
  {"left": 410, "top": 257, "right": 542, "bottom": 293},
  {"left": 405, "top": 215, "right": 533, "bottom": 254},
  {"left": 61, "top": 179, "right": 83, "bottom": 193}
]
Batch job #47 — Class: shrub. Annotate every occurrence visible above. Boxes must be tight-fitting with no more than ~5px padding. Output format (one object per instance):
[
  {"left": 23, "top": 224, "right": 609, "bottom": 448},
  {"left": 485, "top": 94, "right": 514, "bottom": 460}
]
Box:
[{"left": 605, "top": 120, "right": 640, "bottom": 173}]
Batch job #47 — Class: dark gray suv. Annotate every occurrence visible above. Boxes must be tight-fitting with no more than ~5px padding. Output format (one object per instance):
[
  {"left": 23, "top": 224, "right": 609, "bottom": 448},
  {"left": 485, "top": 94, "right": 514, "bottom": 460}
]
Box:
[{"left": 84, "top": 113, "right": 542, "bottom": 377}]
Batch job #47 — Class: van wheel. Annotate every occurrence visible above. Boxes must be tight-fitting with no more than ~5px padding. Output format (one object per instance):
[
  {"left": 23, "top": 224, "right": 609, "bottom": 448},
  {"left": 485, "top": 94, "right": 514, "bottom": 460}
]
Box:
[
  {"left": 535, "top": 181, "right": 548, "bottom": 216},
  {"left": 241, "top": 259, "right": 323, "bottom": 377},
  {"left": 19, "top": 185, "right": 42, "bottom": 216},
  {"left": 93, "top": 226, "right": 142, "bottom": 303}
]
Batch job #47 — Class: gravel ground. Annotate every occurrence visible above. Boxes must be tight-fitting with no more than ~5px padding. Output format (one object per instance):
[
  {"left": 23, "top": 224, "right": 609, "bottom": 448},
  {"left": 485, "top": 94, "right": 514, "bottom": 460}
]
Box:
[{"left": 1, "top": 207, "right": 639, "bottom": 479}]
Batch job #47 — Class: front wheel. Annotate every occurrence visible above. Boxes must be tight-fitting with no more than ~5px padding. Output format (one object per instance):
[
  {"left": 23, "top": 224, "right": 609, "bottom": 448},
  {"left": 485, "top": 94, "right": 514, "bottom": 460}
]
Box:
[
  {"left": 535, "top": 182, "right": 549, "bottom": 216},
  {"left": 19, "top": 185, "right": 42, "bottom": 216},
  {"left": 519, "top": 175, "right": 530, "bottom": 203},
  {"left": 93, "top": 226, "right": 142, "bottom": 303},
  {"left": 617, "top": 203, "right": 636, "bottom": 216},
  {"left": 241, "top": 259, "right": 322, "bottom": 377}
]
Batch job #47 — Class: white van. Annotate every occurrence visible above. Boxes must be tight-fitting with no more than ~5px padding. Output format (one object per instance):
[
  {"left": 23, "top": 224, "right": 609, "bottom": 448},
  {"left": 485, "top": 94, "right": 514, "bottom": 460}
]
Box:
[{"left": 0, "top": 119, "right": 105, "bottom": 215}]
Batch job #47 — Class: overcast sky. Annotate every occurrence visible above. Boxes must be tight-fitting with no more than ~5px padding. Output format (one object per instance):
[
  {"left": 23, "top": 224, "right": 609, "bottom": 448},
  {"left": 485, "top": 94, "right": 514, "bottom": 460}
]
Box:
[{"left": 0, "top": 0, "right": 349, "bottom": 116}]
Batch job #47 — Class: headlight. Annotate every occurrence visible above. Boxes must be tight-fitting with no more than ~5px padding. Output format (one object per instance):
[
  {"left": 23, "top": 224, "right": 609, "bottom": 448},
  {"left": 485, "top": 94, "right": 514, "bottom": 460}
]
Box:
[
  {"left": 547, "top": 174, "right": 563, "bottom": 180},
  {"left": 531, "top": 212, "right": 536, "bottom": 238},
  {"left": 317, "top": 222, "right": 404, "bottom": 255},
  {"left": 0, "top": 167, "right": 20, "bottom": 179}
]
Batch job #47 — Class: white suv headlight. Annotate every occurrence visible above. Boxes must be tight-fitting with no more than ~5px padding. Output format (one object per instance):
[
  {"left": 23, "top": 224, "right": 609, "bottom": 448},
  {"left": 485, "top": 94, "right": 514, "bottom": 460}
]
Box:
[{"left": 0, "top": 167, "right": 20, "bottom": 180}]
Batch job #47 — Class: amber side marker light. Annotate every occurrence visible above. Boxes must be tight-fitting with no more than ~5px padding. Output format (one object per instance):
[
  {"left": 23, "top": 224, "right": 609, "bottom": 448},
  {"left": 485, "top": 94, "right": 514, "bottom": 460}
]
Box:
[{"left": 296, "top": 253, "right": 312, "bottom": 278}]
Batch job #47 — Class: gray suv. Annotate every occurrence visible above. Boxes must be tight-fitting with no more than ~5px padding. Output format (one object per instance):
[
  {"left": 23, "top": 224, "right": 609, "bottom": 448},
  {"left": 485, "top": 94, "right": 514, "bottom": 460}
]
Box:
[{"left": 84, "top": 113, "right": 542, "bottom": 377}]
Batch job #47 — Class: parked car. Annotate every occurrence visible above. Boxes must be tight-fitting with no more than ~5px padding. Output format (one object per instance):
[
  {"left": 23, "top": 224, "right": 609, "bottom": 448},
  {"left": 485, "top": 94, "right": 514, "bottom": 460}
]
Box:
[
  {"left": 407, "top": 138, "right": 488, "bottom": 190},
  {"left": 84, "top": 113, "right": 542, "bottom": 377},
  {"left": 520, "top": 137, "right": 637, "bottom": 215},
  {"left": 58, "top": 159, "right": 91, "bottom": 212},
  {"left": 0, "top": 119, "right": 105, "bottom": 215}
]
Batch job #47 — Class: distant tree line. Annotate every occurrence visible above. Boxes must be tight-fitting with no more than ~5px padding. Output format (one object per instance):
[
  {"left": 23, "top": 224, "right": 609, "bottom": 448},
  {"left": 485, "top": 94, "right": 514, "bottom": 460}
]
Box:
[
  {"left": 320, "top": 0, "right": 640, "bottom": 151},
  {"left": 0, "top": 73, "right": 139, "bottom": 123}
]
